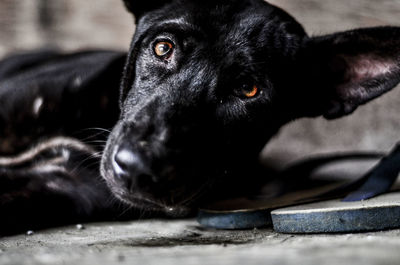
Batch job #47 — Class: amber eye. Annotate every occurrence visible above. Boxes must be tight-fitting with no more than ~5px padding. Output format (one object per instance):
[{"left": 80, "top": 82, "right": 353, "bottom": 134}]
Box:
[
  {"left": 154, "top": 41, "right": 174, "bottom": 58},
  {"left": 236, "top": 84, "right": 258, "bottom": 98}
]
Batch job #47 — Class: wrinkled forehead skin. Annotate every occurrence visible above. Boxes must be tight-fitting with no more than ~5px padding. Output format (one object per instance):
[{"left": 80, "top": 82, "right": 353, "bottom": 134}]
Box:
[{"left": 120, "top": 0, "right": 307, "bottom": 104}]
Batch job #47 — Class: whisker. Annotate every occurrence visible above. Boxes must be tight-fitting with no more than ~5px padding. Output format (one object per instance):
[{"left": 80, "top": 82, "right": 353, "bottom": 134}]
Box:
[
  {"left": 117, "top": 203, "right": 134, "bottom": 218},
  {"left": 178, "top": 178, "right": 215, "bottom": 206},
  {"left": 68, "top": 150, "right": 102, "bottom": 175},
  {"left": 76, "top": 127, "right": 112, "bottom": 134},
  {"left": 74, "top": 127, "right": 112, "bottom": 143}
]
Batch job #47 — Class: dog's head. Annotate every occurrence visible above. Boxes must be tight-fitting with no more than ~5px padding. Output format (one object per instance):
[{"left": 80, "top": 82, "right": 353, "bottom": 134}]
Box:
[{"left": 101, "top": 0, "right": 400, "bottom": 215}]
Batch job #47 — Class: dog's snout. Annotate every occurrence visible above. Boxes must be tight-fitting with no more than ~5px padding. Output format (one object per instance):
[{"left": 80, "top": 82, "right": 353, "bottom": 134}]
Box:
[{"left": 113, "top": 145, "right": 158, "bottom": 192}]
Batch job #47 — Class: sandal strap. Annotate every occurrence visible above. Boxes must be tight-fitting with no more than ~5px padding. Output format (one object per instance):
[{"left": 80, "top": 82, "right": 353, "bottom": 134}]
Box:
[{"left": 343, "top": 143, "right": 400, "bottom": 201}]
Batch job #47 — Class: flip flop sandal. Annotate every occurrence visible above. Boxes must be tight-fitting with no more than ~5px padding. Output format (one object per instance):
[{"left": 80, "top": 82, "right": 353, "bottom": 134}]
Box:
[
  {"left": 197, "top": 182, "right": 347, "bottom": 229},
  {"left": 198, "top": 143, "right": 400, "bottom": 233},
  {"left": 271, "top": 190, "right": 400, "bottom": 233}
]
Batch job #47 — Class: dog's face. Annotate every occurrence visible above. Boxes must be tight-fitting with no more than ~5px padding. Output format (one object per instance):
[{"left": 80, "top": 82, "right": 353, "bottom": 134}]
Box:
[{"left": 101, "top": 0, "right": 400, "bottom": 215}]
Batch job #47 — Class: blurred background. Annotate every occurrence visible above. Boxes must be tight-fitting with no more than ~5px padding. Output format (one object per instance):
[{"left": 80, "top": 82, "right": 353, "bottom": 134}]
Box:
[{"left": 0, "top": 0, "right": 399, "bottom": 166}]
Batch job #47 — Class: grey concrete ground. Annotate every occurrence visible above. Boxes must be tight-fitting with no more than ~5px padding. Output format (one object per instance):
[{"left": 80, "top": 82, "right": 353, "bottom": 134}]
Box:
[
  {"left": 2, "top": 220, "right": 400, "bottom": 265},
  {"left": 1, "top": 0, "right": 400, "bottom": 264}
]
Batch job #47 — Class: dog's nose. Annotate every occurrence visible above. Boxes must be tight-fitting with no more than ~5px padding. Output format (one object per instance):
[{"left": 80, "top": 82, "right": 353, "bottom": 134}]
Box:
[
  {"left": 114, "top": 147, "right": 139, "bottom": 174},
  {"left": 113, "top": 146, "right": 156, "bottom": 192}
]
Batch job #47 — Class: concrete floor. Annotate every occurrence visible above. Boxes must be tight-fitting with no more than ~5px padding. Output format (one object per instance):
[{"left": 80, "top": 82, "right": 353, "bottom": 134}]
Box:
[
  {"left": 0, "top": 1, "right": 400, "bottom": 264},
  {"left": 1, "top": 219, "right": 400, "bottom": 265}
]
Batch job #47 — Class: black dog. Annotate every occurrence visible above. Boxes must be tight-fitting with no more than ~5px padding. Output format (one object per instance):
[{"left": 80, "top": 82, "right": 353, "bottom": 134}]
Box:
[{"left": 1, "top": 0, "right": 399, "bottom": 234}]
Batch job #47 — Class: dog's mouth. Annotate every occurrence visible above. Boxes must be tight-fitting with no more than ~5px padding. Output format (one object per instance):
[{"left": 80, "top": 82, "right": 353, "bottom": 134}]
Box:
[{"left": 101, "top": 159, "right": 215, "bottom": 217}]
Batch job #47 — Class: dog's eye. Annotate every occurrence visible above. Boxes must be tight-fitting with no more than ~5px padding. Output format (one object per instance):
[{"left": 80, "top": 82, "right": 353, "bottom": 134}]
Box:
[
  {"left": 235, "top": 84, "right": 259, "bottom": 99},
  {"left": 154, "top": 41, "right": 174, "bottom": 58}
]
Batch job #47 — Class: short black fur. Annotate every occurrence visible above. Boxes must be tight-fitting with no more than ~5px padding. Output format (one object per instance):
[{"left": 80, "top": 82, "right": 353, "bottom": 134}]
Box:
[{"left": 0, "top": 0, "right": 399, "bottom": 234}]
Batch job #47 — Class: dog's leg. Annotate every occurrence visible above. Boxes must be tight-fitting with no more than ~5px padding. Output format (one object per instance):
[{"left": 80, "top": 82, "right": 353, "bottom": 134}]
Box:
[
  {"left": 0, "top": 137, "right": 123, "bottom": 235},
  {"left": 0, "top": 51, "right": 129, "bottom": 234}
]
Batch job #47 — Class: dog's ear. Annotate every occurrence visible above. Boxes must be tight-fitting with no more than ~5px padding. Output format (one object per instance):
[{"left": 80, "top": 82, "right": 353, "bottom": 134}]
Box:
[
  {"left": 122, "top": 0, "right": 171, "bottom": 20},
  {"left": 302, "top": 27, "right": 400, "bottom": 119}
]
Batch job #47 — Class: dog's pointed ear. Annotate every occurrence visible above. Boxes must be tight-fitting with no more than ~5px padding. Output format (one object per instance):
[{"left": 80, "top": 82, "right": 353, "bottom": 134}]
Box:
[
  {"left": 122, "top": 0, "right": 171, "bottom": 20},
  {"left": 301, "top": 27, "right": 400, "bottom": 119}
]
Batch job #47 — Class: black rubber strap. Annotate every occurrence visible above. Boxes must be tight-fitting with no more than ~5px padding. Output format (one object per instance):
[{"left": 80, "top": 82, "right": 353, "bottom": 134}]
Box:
[
  {"left": 275, "top": 152, "right": 383, "bottom": 198},
  {"left": 343, "top": 143, "right": 400, "bottom": 201}
]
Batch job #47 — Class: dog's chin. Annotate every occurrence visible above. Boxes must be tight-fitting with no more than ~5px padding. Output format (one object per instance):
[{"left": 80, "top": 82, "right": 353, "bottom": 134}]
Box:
[
  {"left": 100, "top": 156, "right": 209, "bottom": 218},
  {"left": 113, "top": 190, "right": 193, "bottom": 218}
]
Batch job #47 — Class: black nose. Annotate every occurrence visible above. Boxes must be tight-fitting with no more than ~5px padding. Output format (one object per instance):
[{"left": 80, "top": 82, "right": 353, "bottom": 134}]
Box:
[{"left": 113, "top": 145, "right": 156, "bottom": 192}]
